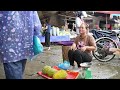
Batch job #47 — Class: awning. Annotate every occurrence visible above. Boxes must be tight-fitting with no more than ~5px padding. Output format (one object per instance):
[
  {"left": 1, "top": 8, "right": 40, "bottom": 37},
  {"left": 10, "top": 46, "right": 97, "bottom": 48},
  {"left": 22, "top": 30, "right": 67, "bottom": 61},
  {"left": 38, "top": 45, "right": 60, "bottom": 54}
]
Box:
[
  {"left": 95, "top": 11, "right": 120, "bottom": 14},
  {"left": 95, "top": 11, "right": 120, "bottom": 30},
  {"left": 111, "top": 14, "right": 120, "bottom": 18}
]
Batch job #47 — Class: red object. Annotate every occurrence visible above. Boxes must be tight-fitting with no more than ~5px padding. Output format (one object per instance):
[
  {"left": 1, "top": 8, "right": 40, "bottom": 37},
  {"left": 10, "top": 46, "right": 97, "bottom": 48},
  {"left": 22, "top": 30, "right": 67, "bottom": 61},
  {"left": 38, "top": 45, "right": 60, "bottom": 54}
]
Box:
[
  {"left": 109, "top": 25, "right": 112, "bottom": 30},
  {"left": 37, "top": 66, "right": 79, "bottom": 79},
  {"left": 106, "top": 24, "right": 110, "bottom": 28},
  {"left": 95, "top": 11, "right": 120, "bottom": 14}
]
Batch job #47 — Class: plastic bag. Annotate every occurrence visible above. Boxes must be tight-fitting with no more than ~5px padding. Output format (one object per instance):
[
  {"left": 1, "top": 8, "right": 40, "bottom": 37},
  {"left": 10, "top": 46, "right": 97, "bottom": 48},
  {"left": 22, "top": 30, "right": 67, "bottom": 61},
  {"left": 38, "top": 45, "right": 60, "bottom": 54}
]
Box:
[
  {"left": 58, "top": 61, "right": 70, "bottom": 70},
  {"left": 33, "top": 35, "right": 43, "bottom": 55}
]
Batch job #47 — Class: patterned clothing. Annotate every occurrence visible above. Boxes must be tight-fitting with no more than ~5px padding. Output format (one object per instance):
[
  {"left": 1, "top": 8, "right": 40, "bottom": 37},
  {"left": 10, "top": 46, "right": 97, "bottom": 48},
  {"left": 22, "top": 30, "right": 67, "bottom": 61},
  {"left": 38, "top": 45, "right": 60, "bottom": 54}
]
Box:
[
  {"left": 45, "top": 23, "right": 51, "bottom": 33},
  {"left": 0, "top": 11, "right": 42, "bottom": 63},
  {"left": 74, "top": 34, "right": 96, "bottom": 56}
]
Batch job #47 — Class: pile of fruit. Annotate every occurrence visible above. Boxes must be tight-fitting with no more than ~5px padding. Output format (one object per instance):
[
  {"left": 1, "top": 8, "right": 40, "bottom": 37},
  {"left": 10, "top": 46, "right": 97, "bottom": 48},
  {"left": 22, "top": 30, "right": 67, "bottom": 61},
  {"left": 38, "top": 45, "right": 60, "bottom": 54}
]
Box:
[
  {"left": 59, "top": 30, "right": 71, "bottom": 36},
  {"left": 42, "top": 65, "right": 67, "bottom": 79}
]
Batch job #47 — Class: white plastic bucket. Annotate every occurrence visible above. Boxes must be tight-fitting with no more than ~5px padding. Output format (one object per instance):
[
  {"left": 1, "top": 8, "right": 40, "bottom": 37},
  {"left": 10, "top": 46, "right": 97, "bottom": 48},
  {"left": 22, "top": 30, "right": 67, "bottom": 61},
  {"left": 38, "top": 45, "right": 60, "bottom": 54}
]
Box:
[
  {"left": 52, "top": 26, "right": 57, "bottom": 36},
  {"left": 56, "top": 27, "right": 60, "bottom": 36}
]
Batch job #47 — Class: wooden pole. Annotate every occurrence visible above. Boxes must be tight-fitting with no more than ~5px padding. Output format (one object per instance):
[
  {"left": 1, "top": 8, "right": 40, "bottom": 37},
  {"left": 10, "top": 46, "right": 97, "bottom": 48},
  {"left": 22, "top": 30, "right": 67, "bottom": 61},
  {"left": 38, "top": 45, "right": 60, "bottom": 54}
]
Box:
[{"left": 106, "top": 14, "right": 108, "bottom": 30}]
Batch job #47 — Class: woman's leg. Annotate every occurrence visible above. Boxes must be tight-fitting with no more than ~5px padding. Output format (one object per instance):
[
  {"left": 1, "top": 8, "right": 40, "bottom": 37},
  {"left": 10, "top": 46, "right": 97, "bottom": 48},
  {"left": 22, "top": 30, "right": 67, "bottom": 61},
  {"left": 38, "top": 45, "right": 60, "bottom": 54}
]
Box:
[
  {"left": 68, "top": 50, "right": 75, "bottom": 66},
  {"left": 73, "top": 50, "right": 83, "bottom": 67},
  {"left": 3, "top": 59, "right": 27, "bottom": 79},
  {"left": 22, "top": 59, "right": 27, "bottom": 75},
  {"left": 45, "top": 32, "right": 47, "bottom": 47},
  {"left": 45, "top": 32, "right": 50, "bottom": 47},
  {"left": 73, "top": 50, "right": 92, "bottom": 67},
  {"left": 47, "top": 32, "right": 50, "bottom": 47},
  {"left": 81, "top": 52, "right": 92, "bottom": 62}
]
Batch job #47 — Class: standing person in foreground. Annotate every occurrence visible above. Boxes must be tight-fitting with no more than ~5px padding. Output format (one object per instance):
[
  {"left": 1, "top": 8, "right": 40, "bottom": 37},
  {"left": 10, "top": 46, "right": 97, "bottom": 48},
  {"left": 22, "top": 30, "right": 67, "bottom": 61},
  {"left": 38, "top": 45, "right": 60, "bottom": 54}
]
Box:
[
  {"left": 68, "top": 23, "right": 96, "bottom": 70},
  {"left": 44, "top": 18, "right": 52, "bottom": 50},
  {"left": 0, "top": 11, "right": 42, "bottom": 79}
]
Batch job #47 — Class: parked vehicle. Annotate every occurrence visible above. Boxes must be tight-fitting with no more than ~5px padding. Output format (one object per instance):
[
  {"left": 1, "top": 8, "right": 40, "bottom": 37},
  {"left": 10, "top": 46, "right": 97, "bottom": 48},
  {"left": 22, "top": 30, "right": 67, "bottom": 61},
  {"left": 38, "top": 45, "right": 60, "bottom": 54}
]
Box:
[{"left": 90, "top": 29, "right": 119, "bottom": 62}]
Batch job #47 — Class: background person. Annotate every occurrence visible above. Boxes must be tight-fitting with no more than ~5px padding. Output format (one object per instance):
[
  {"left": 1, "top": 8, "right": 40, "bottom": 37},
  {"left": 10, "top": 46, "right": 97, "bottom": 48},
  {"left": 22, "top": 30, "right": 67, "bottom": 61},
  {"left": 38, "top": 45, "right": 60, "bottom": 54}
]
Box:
[
  {"left": 0, "top": 11, "right": 42, "bottom": 79},
  {"left": 44, "top": 18, "right": 52, "bottom": 50}
]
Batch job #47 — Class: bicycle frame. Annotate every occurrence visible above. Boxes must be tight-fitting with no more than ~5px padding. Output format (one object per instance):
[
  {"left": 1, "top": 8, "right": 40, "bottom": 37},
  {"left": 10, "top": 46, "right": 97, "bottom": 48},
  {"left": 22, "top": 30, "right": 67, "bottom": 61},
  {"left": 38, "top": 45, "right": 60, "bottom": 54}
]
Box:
[{"left": 90, "top": 29, "right": 119, "bottom": 62}]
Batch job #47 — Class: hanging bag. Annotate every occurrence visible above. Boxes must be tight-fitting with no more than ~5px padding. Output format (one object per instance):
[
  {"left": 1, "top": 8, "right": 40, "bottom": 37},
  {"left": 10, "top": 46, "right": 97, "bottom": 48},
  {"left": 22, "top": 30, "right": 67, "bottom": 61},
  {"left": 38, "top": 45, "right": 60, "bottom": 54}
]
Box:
[{"left": 33, "top": 35, "right": 43, "bottom": 55}]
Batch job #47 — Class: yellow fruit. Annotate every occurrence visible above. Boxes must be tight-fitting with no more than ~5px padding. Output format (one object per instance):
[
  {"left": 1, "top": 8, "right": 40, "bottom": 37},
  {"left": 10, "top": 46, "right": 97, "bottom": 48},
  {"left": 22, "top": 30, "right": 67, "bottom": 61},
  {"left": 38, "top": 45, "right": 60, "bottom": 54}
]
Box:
[{"left": 53, "top": 70, "right": 67, "bottom": 79}]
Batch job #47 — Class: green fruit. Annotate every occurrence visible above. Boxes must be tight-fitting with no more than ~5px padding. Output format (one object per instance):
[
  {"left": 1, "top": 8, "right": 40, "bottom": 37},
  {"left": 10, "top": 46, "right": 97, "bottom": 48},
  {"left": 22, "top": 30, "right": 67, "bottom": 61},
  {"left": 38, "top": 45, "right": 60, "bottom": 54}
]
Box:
[
  {"left": 47, "top": 68, "right": 58, "bottom": 77},
  {"left": 53, "top": 70, "right": 67, "bottom": 79},
  {"left": 42, "top": 65, "right": 51, "bottom": 74}
]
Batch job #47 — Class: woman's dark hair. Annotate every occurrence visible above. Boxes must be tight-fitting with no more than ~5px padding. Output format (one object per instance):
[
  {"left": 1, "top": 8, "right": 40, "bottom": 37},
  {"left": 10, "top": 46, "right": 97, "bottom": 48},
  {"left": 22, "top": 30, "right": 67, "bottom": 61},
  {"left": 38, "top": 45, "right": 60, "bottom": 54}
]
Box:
[
  {"left": 85, "top": 23, "right": 89, "bottom": 29},
  {"left": 46, "top": 17, "right": 50, "bottom": 24}
]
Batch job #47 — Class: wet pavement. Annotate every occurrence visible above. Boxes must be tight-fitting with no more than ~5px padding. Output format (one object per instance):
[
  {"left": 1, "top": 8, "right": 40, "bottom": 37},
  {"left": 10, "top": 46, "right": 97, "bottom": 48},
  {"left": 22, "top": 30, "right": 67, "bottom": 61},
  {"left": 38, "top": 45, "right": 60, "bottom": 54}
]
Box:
[{"left": 0, "top": 45, "right": 120, "bottom": 79}]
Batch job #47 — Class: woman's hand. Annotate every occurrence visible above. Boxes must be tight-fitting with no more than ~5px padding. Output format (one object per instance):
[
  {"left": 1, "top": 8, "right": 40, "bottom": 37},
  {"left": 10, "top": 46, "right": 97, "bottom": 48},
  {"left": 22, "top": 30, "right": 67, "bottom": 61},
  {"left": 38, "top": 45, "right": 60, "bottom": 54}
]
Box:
[
  {"left": 80, "top": 46, "right": 88, "bottom": 52},
  {"left": 70, "top": 43, "right": 77, "bottom": 51}
]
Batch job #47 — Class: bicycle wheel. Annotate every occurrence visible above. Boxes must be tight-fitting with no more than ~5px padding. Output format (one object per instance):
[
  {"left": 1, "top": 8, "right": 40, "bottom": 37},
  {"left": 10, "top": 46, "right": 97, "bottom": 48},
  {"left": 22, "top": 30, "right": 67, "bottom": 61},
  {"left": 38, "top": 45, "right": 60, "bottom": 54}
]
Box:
[{"left": 92, "top": 37, "right": 118, "bottom": 62}]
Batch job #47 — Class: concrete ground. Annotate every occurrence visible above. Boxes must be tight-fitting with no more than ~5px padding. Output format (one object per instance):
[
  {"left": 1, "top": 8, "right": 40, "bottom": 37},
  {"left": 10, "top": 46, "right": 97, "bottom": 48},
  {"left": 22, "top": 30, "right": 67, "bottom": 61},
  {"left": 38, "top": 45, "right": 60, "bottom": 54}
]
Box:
[{"left": 0, "top": 45, "right": 120, "bottom": 79}]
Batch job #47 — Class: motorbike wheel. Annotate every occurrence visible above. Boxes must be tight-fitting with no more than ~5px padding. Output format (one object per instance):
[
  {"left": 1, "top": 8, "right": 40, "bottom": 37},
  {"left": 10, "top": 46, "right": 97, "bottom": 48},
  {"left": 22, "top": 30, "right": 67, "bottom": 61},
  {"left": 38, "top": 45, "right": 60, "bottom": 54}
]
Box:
[{"left": 92, "top": 37, "right": 118, "bottom": 62}]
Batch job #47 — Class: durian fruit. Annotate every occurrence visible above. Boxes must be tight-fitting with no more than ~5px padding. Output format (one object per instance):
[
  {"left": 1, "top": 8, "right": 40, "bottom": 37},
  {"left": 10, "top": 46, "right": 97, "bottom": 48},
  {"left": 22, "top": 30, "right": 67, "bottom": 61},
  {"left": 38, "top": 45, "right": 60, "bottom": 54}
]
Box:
[
  {"left": 47, "top": 68, "right": 58, "bottom": 77},
  {"left": 53, "top": 70, "right": 67, "bottom": 79},
  {"left": 42, "top": 65, "right": 51, "bottom": 75}
]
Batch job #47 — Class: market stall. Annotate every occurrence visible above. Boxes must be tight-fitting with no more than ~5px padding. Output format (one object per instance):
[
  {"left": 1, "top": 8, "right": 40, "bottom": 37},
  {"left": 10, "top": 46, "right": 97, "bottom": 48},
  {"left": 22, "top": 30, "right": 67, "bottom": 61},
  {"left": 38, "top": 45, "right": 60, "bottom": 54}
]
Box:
[
  {"left": 39, "top": 35, "right": 70, "bottom": 43},
  {"left": 95, "top": 11, "right": 120, "bottom": 30}
]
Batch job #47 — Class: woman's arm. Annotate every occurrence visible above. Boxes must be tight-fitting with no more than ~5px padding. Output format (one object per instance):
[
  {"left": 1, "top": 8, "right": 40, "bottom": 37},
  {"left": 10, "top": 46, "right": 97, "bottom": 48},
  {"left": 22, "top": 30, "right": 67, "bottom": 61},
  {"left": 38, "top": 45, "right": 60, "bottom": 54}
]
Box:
[
  {"left": 70, "top": 36, "right": 79, "bottom": 50},
  {"left": 70, "top": 42, "right": 77, "bottom": 50},
  {"left": 86, "top": 35, "right": 96, "bottom": 51},
  {"left": 85, "top": 46, "right": 96, "bottom": 51},
  {"left": 80, "top": 46, "right": 96, "bottom": 52}
]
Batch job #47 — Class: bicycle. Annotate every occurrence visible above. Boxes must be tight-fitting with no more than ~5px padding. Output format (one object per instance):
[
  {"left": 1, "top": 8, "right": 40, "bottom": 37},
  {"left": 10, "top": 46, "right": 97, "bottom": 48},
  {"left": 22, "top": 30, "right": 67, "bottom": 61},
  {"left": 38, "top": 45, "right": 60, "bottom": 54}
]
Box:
[{"left": 90, "top": 29, "right": 119, "bottom": 62}]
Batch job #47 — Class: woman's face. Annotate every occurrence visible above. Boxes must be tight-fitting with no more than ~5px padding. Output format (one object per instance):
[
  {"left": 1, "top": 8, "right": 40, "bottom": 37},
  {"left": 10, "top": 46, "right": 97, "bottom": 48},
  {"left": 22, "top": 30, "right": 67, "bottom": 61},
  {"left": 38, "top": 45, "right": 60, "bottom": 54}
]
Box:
[
  {"left": 43, "top": 24, "right": 46, "bottom": 27},
  {"left": 79, "top": 23, "right": 87, "bottom": 34}
]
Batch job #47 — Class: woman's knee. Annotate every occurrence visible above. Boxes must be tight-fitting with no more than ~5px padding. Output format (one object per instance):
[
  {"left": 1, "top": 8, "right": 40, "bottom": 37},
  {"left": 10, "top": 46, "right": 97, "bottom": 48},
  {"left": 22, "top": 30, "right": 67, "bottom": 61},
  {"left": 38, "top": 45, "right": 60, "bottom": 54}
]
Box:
[
  {"left": 87, "top": 57, "right": 92, "bottom": 62},
  {"left": 74, "top": 50, "right": 82, "bottom": 55},
  {"left": 68, "top": 50, "right": 74, "bottom": 55}
]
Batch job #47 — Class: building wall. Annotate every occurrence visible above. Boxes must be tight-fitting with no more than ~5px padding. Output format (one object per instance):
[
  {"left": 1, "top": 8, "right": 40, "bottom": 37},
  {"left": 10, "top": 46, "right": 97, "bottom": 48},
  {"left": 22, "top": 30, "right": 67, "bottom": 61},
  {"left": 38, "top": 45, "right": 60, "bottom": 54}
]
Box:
[{"left": 37, "top": 11, "right": 64, "bottom": 28}]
